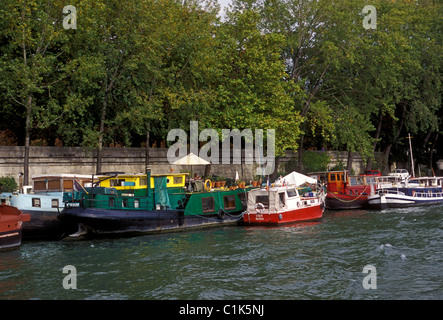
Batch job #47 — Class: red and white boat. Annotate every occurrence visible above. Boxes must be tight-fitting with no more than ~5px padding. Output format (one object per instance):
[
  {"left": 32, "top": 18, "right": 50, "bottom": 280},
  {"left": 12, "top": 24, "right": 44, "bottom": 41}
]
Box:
[
  {"left": 0, "top": 204, "right": 31, "bottom": 250},
  {"left": 242, "top": 172, "right": 325, "bottom": 225}
]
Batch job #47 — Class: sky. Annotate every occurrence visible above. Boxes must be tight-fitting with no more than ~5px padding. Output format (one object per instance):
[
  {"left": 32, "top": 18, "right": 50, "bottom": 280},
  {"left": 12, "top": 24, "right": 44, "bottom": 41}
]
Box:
[{"left": 217, "top": 0, "right": 232, "bottom": 17}]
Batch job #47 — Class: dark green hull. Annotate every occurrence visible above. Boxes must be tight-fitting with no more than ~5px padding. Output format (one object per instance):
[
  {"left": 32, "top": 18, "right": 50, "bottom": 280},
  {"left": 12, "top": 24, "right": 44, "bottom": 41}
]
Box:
[{"left": 61, "top": 188, "right": 248, "bottom": 238}]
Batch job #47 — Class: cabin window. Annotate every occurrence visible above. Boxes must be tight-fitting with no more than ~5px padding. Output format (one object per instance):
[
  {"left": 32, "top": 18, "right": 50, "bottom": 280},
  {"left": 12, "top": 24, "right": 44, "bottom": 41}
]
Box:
[
  {"left": 255, "top": 195, "right": 269, "bottom": 209},
  {"left": 63, "top": 180, "right": 74, "bottom": 190},
  {"left": 202, "top": 197, "right": 215, "bottom": 213},
  {"left": 223, "top": 195, "right": 236, "bottom": 210},
  {"left": 286, "top": 189, "right": 298, "bottom": 197},
  {"left": 109, "top": 197, "right": 115, "bottom": 207},
  {"left": 330, "top": 174, "right": 336, "bottom": 182},
  {"left": 139, "top": 178, "right": 147, "bottom": 186},
  {"left": 110, "top": 179, "right": 125, "bottom": 187},
  {"left": 173, "top": 176, "right": 183, "bottom": 185},
  {"left": 51, "top": 199, "right": 59, "bottom": 208},
  {"left": 279, "top": 193, "right": 286, "bottom": 207},
  {"left": 34, "top": 181, "right": 46, "bottom": 191},
  {"left": 48, "top": 179, "right": 61, "bottom": 190},
  {"left": 122, "top": 198, "right": 128, "bottom": 208},
  {"left": 134, "top": 199, "right": 140, "bottom": 208},
  {"left": 32, "top": 198, "right": 41, "bottom": 207}
]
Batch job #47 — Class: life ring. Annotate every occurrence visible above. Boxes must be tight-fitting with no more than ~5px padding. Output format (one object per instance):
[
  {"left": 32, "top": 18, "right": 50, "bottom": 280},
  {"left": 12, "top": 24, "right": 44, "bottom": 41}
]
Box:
[
  {"left": 204, "top": 179, "right": 212, "bottom": 191},
  {"left": 255, "top": 202, "right": 265, "bottom": 213},
  {"left": 217, "top": 209, "right": 226, "bottom": 220}
]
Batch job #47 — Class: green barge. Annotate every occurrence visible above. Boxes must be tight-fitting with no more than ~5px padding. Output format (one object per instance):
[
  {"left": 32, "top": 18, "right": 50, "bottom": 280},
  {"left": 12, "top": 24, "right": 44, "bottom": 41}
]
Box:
[{"left": 60, "top": 170, "right": 248, "bottom": 238}]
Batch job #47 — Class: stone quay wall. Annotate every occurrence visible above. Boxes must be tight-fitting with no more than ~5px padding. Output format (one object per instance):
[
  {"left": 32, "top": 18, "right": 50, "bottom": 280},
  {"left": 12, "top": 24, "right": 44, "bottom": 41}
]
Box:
[{"left": 0, "top": 146, "right": 376, "bottom": 184}]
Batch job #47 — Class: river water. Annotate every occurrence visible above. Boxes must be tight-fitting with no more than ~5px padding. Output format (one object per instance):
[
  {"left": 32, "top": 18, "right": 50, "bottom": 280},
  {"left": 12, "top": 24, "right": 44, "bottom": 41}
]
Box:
[{"left": 1, "top": 205, "right": 442, "bottom": 300}]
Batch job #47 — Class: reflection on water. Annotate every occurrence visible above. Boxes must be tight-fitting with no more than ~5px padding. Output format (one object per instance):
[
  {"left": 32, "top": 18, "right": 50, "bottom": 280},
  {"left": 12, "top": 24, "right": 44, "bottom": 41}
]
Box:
[{"left": 1, "top": 206, "right": 442, "bottom": 299}]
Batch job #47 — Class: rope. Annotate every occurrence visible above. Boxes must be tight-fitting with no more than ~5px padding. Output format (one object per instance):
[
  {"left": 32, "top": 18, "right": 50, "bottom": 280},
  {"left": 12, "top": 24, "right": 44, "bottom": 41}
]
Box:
[
  {"left": 183, "top": 210, "right": 244, "bottom": 221},
  {"left": 328, "top": 190, "right": 367, "bottom": 203}
]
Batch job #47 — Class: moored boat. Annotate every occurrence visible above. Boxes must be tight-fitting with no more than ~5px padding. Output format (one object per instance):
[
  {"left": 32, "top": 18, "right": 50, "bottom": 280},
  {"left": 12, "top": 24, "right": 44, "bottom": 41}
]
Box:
[
  {"left": 243, "top": 172, "right": 325, "bottom": 225},
  {"left": 0, "top": 204, "right": 31, "bottom": 250},
  {"left": 309, "top": 171, "right": 374, "bottom": 210},
  {"left": 368, "top": 176, "right": 443, "bottom": 210},
  {"left": 60, "top": 170, "right": 249, "bottom": 238},
  {"left": 6, "top": 174, "right": 91, "bottom": 239},
  {"left": 242, "top": 186, "right": 325, "bottom": 225}
]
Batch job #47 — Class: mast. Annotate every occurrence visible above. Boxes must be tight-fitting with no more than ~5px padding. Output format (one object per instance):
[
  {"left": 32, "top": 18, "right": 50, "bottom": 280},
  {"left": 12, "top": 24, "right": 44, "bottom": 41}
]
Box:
[{"left": 408, "top": 133, "right": 415, "bottom": 177}]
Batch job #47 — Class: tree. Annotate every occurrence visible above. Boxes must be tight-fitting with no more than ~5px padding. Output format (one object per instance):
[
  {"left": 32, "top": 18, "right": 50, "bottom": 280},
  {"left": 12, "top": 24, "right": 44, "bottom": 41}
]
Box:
[
  {"left": 0, "top": 0, "right": 69, "bottom": 184},
  {"left": 206, "top": 7, "right": 303, "bottom": 178}
]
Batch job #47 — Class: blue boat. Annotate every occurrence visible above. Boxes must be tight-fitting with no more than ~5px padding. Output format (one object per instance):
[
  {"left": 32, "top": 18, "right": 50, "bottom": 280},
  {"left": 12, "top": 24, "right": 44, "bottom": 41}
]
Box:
[
  {"left": 2, "top": 174, "right": 92, "bottom": 239},
  {"left": 368, "top": 177, "right": 443, "bottom": 210}
]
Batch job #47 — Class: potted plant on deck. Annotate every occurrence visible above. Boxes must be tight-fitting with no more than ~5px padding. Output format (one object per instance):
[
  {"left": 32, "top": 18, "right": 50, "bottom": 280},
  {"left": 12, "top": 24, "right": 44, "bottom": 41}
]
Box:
[
  {"left": 251, "top": 176, "right": 261, "bottom": 187},
  {"left": 236, "top": 179, "right": 245, "bottom": 188}
]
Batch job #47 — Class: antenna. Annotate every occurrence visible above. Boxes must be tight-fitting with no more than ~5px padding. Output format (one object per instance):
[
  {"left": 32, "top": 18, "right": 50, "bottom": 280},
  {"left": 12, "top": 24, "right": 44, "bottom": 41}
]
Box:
[{"left": 407, "top": 133, "right": 415, "bottom": 177}]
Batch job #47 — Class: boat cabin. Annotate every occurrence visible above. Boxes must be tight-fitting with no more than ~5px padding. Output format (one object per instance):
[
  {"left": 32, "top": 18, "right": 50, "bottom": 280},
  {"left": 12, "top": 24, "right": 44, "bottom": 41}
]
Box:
[
  {"left": 98, "top": 173, "right": 188, "bottom": 190},
  {"left": 246, "top": 187, "right": 302, "bottom": 213},
  {"left": 407, "top": 177, "right": 443, "bottom": 188},
  {"left": 32, "top": 174, "right": 92, "bottom": 194},
  {"left": 309, "top": 171, "right": 346, "bottom": 193}
]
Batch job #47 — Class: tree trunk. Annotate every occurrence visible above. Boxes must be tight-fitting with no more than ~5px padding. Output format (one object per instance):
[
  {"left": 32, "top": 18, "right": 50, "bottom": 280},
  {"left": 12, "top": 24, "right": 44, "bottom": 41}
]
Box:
[
  {"left": 298, "top": 135, "right": 304, "bottom": 172},
  {"left": 366, "top": 109, "right": 383, "bottom": 170},
  {"left": 383, "top": 143, "right": 393, "bottom": 173},
  {"left": 346, "top": 150, "right": 353, "bottom": 173},
  {"left": 382, "top": 103, "right": 407, "bottom": 174},
  {"left": 23, "top": 94, "right": 32, "bottom": 186},
  {"left": 96, "top": 96, "right": 108, "bottom": 174}
]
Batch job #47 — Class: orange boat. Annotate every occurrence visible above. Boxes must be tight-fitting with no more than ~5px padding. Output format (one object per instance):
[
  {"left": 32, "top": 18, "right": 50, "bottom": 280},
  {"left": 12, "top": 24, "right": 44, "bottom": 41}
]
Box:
[{"left": 0, "top": 204, "right": 31, "bottom": 250}]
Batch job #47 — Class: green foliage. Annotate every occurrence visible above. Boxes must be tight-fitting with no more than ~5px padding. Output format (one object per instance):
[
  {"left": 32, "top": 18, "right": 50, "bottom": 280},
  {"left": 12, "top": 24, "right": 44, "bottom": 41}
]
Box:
[
  {"left": 0, "top": 176, "right": 18, "bottom": 193},
  {"left": 302, "top": 151, "right": 330, "bottom": 173},
  {"left": 0, "top": 0, "right": 441, "bottom": 172}
]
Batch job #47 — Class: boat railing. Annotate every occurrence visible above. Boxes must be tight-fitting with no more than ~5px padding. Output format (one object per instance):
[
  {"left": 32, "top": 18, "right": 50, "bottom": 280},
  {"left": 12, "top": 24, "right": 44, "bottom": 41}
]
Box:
[
  {"left": 377, "top": 189, "right": 405, "bottom": 196},
  {"left": 66, "top": 196, "right": 160, "bottom": 210},
  {"left": 412, "top": 190, "right": 443, "bottom": 198},
  {"left": 377, "top": 189, "right": 443, "bottom": 198}
]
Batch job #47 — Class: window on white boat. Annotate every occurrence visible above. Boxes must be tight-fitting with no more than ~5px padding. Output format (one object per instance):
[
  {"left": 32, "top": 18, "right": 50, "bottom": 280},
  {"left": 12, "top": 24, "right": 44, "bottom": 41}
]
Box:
[
  {"left": 223, "top": 195, "right": 236, "bottom": 210},
  {"left": 51, "top": 199, "right": 59, "bottom": 208},
  {"left": 286, "top": 189, "right": 297, "bottom": 197},
  {"left": 34, "top": 181, "right": 46, "bottom": 191},
  {"left": 255, "top": 195, "right": 269, "bottom": 209},
  {"left": 279, "top": 192, "right": 286, "bottom": 207},
  {"left": 32, "top": 198, "right": 41, "bottom": 207},
  {"left": 63, "top": 180, "right": 74, "bottom": 191},
  {"left": 202, "top": 197, "right": 215, "bottom": 213},
  {"left": 48, "top": 179, "right": 61, "bottom": 190}
]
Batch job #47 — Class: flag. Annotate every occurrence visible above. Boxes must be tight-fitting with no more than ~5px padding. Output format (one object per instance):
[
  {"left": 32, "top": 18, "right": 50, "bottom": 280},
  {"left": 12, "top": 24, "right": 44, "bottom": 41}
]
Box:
[{"left": 74, "top": 179, "right": 88, "bottom": 194}]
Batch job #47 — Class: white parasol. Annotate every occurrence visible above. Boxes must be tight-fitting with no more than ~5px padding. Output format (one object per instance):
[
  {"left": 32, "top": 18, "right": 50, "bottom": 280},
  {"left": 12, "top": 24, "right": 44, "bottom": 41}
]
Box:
[{"left": 173, "top": 153, "right": 210, "bottom": 177}]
